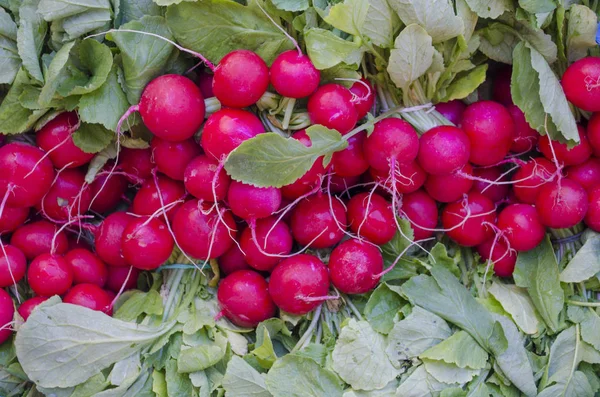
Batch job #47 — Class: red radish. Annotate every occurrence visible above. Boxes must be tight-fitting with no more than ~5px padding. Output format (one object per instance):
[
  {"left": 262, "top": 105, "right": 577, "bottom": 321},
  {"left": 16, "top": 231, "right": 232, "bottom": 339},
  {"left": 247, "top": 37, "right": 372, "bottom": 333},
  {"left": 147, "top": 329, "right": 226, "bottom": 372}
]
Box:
[
  {"left": 417, "top": 126, "right": 471, "bottom": 175},
  {"left": 0, "top": 289, "right": 13, "bottom": 343},
  {"left": 28, "top": 253, "right": 73, "bottom": 296},
  {"left": 268, "top": 254, "right": 329, "bottom": 315},
  {"left": 36, "top": 168, "right": 92, "bottom": 221},
  {"left": 476, "top": 238, "right": 516, "bottom": 278},
  {"left": 132, "top": 175, "right": 186, "bottom": 222},
  {"left": 585, "top": 186, "right": 600, "bottom": 232},
  {"left": 95, "top": 212, "right": 134, "bottom": 267},
  {"left": 11, "top": 220, "right": 68, "bottom": 260},
  {"left": 119, "top": 148, "right": 154, "bottom": 183},
  {"left": 497, "top": 204, "right": 545, "bottom": 251},
  {"left": 435, "top": 100, "right": 466, "bottom": 125},
  {"left": 218, "top": 244, "right": 251, "bottom": 276},
  {"left": 196, "top": 70, "right": 214, "bottom": 98},
  {"left": 562, "top": 57, "right": 600, "bottom": 112},
  {"left": 139, "top": 74, "right": 205, "bottom": 142},
  {"left": 349, "top": 78, "right": 375, "bottom": 119},
  {"left": 347, "top": 192, "right": 396, "bottom": 245},
  {"left": 184, "top": 155, "right": 231, "bottom": 202},
  {"left": 470, "top": 166, "right": 510, "bottom": 203},
  {"left": 106, "top": 266, "right": 139, "bottom": 293},
  {"left": 270, "top": 50, "right": 320, "bottom": 98},
  {"left": 565, "top": 158, "right": 600, "bottom": 192},
  {"left": 512, "top": 158, "right": 558, "bottom": 204},
  {"left": 63, "top": 283, "right": 112, "bottom": 315},
  {"left": 65, "top": 248, "right": 108, "bottom": 287},
  {"left": 290, "top": 194, "right": 346, "bottom": 249},
  {"left": 507, "top": 105, "right": 538, "bottom": 153},
  {"left": 492, "top": 66, "right": 513, "bottom": 106},
  {"left": 401, "top": 190, "right": 438, "bottom": 241},
  {"left": 365, "top": 118, "right": 419, "bottom": 172},
  {"left": 150, "top": 137, "right": 202, "bottom": 181},
  {"left": 328, "top": 239, "right": 383, "bottom": 294},
  {"left": 461, "top": 101, "right": 515, "bottom": 166},
  {"left": 370, "top": 161, "right": 427, "bottom": 194},
  {"left": 122, "top": 217, "right": 174, "bottom": 270},
  {"left": 307, "top": 84, "right": 358, "bottom": 134},
  {"left": 0, "top": 142, "right": 55, "bottom": 208},
  {"left": 441, "top": 192, "right": 496, "bottom": 247},
  {"left": 89, "top": 165, "right": 128, "bottom": 213},
  {"left": 240, "top": 217, "right": 293, "bottom": 272},
  {"left": 227, "top": 181, "right": 281, "bottom": 220},
  {"left": 587, "top": 112, "right": 600, "bottom": 156},
  {"left": 535, "top": 179, "right": 588, "bottom": 229},
  {"left": 329, "top": 174, "right": 360, "bottom": 194},
  {"left": 217, "top": 270, "right": 276, "bottom": 327},
  {"left": 213, "top": 50, "right": 269, "bottom": 108},
  {"left": 36, "top": 112, "right": 94, "bottom": 168},
  {"left": 425, "top": 163, "right": 474, "bottom": 203},
  {"left": 18, "top": 296, "right": 49, "bottom": 321},
  {"left": 0, "top": 245, "right": 26, "bottom": 288},
  {"left": 201, "top": 108, "right": 265, "bottom": 161},
  {"left": 172, "top": 199, "right": 236, "bottom": 260},
  {"left": 331, "top": 132, "right": 369, "bottom": 177},
  {"left": 281, "top": 130, "right": 327, "bottom": 199},
  {"left": 538, "top": 126, "right": 592, "bottom": 166},
  {"left": 0, "top": 206, "right": 29, "bottom": 235},
  {"left": 67, "top": 235, "right": 91, "bottom": 251}
]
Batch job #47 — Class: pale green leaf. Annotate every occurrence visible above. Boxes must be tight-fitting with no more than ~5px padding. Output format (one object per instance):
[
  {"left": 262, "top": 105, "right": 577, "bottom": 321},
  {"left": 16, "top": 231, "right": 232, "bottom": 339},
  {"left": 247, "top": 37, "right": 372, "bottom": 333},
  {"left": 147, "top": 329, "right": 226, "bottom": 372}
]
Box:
[
  {"left": 319, "top": 63, "right": 361, "bottom": 86},
  {"left": 114, "top": 290, "right": 163, "bottom": 322},
  {"left": 0, "top": 8, "right": 20, "bottom": 84},
  {"left": 72, "top": 122, "right": 114, "bottom": 153},
  {"left": 223, "top": 356, "right": 272, "bottom": 397},
  {"left": 152, "top": 370, "right": 167, "bottom": 397},
  {"left": 395, "top": 365, "right": 453, "bottom": 397},
  {"left": 567, "top": 306, "right": 600, "bottom": 351},
  {"left": 38, "top": 40, "right": 75, "bottom": 106},
  {"left": 343, "top": 380, "right": 399, "bottom": 397},
  {"left": 305, "top": 28, "right": 364, "bottom": 70},
  {"left": 488, "top": 282, "right": 542, "bottom": 335},
  {"left": 420, "top": 331, "right": 488, "bottom": 369},
  {"left": 363, "top": 0, "right": 399, "bottom": 48},
  {"left": 538, "top": 371, "right": 594, "bottom": 397},
  {"left": 266, "top": 355, "right": 344, "bottom": 397},
  {"left": 456, "top": 0, "right": 478, "bottom": 42},
  {"left": 0, "top": 7, "right": 17, "bottom": 39},
  {"left": 477, "top": 25, "right": 519, "bottom": 64},
  {"left": 422, "top": 360, "right": 480, "bottom": 384},
  {"left": 441, "top": 64, "right": 488, "bottom": 102},
  {"left": 177, "top": 332, "right": 228, "bottom": 373},
  {"left": 117, "top": 0, "right": 162, "bottom": 26},
  {"left": 0, "top": 68, "right": 48, "bottom": 134},
  {"left": 541, "top": 326, "right": 590, "bottom": 391},
  {"left": 567, "top": 5, "right": 599, "bottom": 65},
  {"left": 388, "top": 0, "right": 464, "bottom": 43},
  {"left": 516, "top": 19, "right": 558, "bottom": 63},
  {"left": 57, "top": 39, "right": 113, "bottom": 96},
  {"left": 387, "top": 24, "right": 434, "bottom": 90},
  {"left": 166, "top": 359, "right": 193, "bottom": 396},
  {"left": 519, "top": 0, "right": 556, "bottom": 14},
  {"left": 364, "top": 283, "right": 405, "bottom": 334},
  {"left": 560, "top": 235, "right": 600, "bottom": 282},
  {"left": 71, "top": 372, "right": 110, "bottom": 396},
  {"left": 62, "top": 9, "right": 112, "bottom": 39},
  {"left": 17, "top": 0, "right": 47, "bottom": 83},
  {"left": 37, "top": 0, "right": 111, "bottom": 21},
  {"left": 110, "top": 353, "right": 141, "bottom": 386},
  {"left": 464, "top": 0, "right": 512, "bottom": 18},
  {"left": 323, "top": 0, "right": 367, "bottom": 37},
  {"left": 271, "top": 0, "right": 309, "bottom": 12}
]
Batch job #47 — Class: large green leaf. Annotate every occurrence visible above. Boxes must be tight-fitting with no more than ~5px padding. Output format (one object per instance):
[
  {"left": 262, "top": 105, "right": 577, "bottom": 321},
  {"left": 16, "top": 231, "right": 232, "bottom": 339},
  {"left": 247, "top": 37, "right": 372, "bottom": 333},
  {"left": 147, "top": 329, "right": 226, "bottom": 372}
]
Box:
[
  {"left": 488, "top": 282, "right": 542, "bottom": 335},
  {"left": 305, "top": 28, "right": 363, "bottom": 70},
  {"left": 222, "top": 356, "right": 271, "bottom": 397},
  {"left": 0, "top": 7, "right": 20, "bottom": 84},
  {"left": 560, "top": 234, "right": 600, "bottom": 283},
  {"left": 0, "top": 68, "right": 48, "bottom": 134},
  {"left": 364, "top": 283, "right": 405, "bottom": 334},
  {"left": 388, "top": 0, "right": 464, "bottom": 43},
  {"left": 387, "top": 24, "right": 434, "bottom": 90},
  {"left": 266, "top": 355, "right": 343, "bottom": 397},
  {"left": 566, "top": 5, "right": 597, "bottom": 63},
  {"left": 16, "top": 0, "right": 47, "bottom": 83}
]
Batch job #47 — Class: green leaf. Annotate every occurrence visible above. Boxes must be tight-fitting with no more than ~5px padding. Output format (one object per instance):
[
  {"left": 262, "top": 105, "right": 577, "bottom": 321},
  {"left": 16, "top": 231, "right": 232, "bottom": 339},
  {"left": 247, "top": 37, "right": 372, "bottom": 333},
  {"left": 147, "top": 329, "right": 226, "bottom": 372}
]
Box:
[
  {"left": 477, "top": 25, "right": 519, "bottom": 64},
  {"left": 560, "top": 234, "right": 600, "bottom": 283},
  {"left": 538, "top": 371, "right": 594, "bottom": 397},
  {"left": 166, "top": 359, "right": 193, "bottom": 396},
  {"left": 388, "top": 0, "right": 464, "bottom": 43},
  {"left": 567, "top": 306, "right": 600, "bottom": 351},
  {"left": 321, "top": 0, "right": 367, "bottom": 37},
  {"left": 332, "top": 320, "right": 397, "bottom": 390},
  {"left": 0, "top": 68, "right": 48, "bottom": 134},
  {"left": 0, "top": 8, "right": 20, "bottom": 84},
  {"left": 541, "top": 326, "right": 588, "bottom": 390},
  {"left": 61, "top": 9, "right": 112, "bottom": 40},
  {"left": 513, "top": 236, "right": 564, "bottom": 333},
  {"left": 364, "top": 283, "right": 405, "bottom": 334},
  {"left": 114, "top": 290, "right": 163, "bottom": 322},
  {"left": 37, "top": 0, "right": 111, "bottom": 21},
  {"left": 17, "top": 0, "right": 47, "bottom": 83},
  {"left": 266, "top": 355, "right": 344, "bottom": 397},
  {"left": 58, "top": 39, "right": 113, "bottom": 96},
  {"left": 387, "top": 24, "right": 434, "bottom": 90},
  {"left": 381, "top": 218, "right": 414, "bottom": 263},
  {"left": 488, "top": 282, "right": 542, "bottom": 335},
  {"left": 342, "top": 380, "right": 399, "bottom": 397},
  {"left": 441, "top": 64, "right": 488, "bottom": 102},
  {"left": 422, "top": 360, "right": 480, "bottom": 385},
  {"left": 225, "top": 125, "right": 347, "bottom": 188},
  {"left": 319, "top": 63, "right": 361, "bottom": 86},
  {"left": 71, "top": 372, "right": 110, "bottom": 396},
  {"left": 271, "top": 0, "right": 309, "bottom": 12},
  {"left": 166, "top": 0, "right": 294, "bottom": 65},
  {"left": 395, "top": 365, "right": 453, "bottom": 396},
  {"left": 117, "top": 0, "right": 162, "bottom": 26},
  {"left": 38, "top": 40, "right": 76, "bottom": 106},
  {"left": 152, "top": 370, "right": 167, "bottom": 397},
  {"left": 305, "top": 28, "right": 363, "bottom": 70},
  {"left": 177, "top": 331, "right": 228, "bottom": 373},
  {"left": 72, "top": 122, "right": 114, "bottom": 153},
  {"left": 519, "top": 0, "right": 556, "bottom": 14},
  {"left": 251, "top": 326, "right": 278, "bottom": 369},
  {"left": 464, "top": 0, "right": 512, "bottom": 18},
  {"left": 222, "top": 356, "right": 271, "bottom": 397},
  {"left": 566, "top": 5, "right": 597, "bottom": 63},
  {"left": 420, "top": 331, "right": 488, "bottom": 369}
]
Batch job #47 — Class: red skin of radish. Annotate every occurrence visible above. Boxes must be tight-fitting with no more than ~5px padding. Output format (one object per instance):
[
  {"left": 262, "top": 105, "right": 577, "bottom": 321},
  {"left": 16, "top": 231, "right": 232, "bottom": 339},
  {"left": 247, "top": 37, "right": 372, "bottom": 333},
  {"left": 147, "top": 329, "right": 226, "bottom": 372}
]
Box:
[
  {"left": 240, "top": 217, "right": 293, "bottom": 272},
  {"left": 587, "top": 113, "right": 600, "bottom": 156},
  {"left": 0, "top": 289, "right": 13, "bottom": 344},
  {"left": 470, "top": 166, "right": 510, "bottom": 203},
  {"left": 418, "top": 126, "right": 471, "bottom": 175},
  {"left": 151, "top": 137, "right": 202, "bottom": 181},
  {"left": 307, "top": 84, "right": 358, "bottom": 134},
  {"left": 349, "top": 78, "right": 375, "bottom": 119},
  {"left": 585, "top": 186, "right": 600, "bottom": 232},
  {"left": 401, "top": 190, "right": 438, "bottom": 241},
  {"left": 89, "top": 165, "right": 128, "bottom": 213},
  {"left": 0, "top": 142, "right": 55, "bottom": 208},
  {"left": 562, "top": 57, "right": 600, "bottom": 112},
  {"left": 172, "top": 199, "right": 236, "bottom": 260},
  {"left": 122, "top": 217, "right": 174, "bottom": 270},
  {"left": 36, "top": 112, "right": 94, "bottom": 168},
  {"left": 347, "top": 192, "right": 396, "bottom": 245},
  {"left": 0, "top": 206, "right": 29, "bottom": 235},
  {"left": 139, "top": 74, "right": 205, "bottom": 142},
  {"left": 365, "top": 118, "right": 419, "bottom": 172},
  {"left": 291, "top": 194, "right": 346, "bottom": 249},
  {"left": 227, "top": 181, "right": 281, "bottom": 220},
  {"left": 28, "top": 253, "right": 73, "bottom": 296},
  {"left": 132, "top": 175, "right": 186, "bottom": 222},
  {"left": 328, "top": 239, "right": 383, "bottom": 294},
  {"left": 513, "top": 158, "right": 558, "bottom": 204},
  {"left": 370, "top": 161, "right": 426, "bottom": 194},
  {"left": 18, "top": 296, "right": 49, "bottom": 321},
  {"left": 106, "top": 266, "right": 139, "bottom": 293},
  {"left": 213, "top": 50, "right": 269, "bottom": 108},
  {"left": 270, "top": 50, "right": 320, "bottom": 98},
  {"left": 329, "top": 174, "right": 360, "bottom": 194},
  {"left": 435, "top": 100, "right": 467, "bottom": 125},
  {"left": 184, "top": 155, "right": 231, "bottom": 202},
  {"left": 497, "top": 204, "right": 545, "bottom": 252},
  {"left": 281, "top": 130, "right": 327, "bottom": 199},
  {"left": 65, "top": 248, "right": 108, "bottom": 287},
  {"left": 461, "top": 101, "right": 515, "bottom": 166},
  {"left": 201, "top": 108, "right": 265, "bottom": 161},
  {"left": 535, "top": 179, "right": 588, "bottom": 229},
  {"left": 68, "top": 235, "right": 91, "bottom": 251},
  {"left": 64, "top": 283, "right": 112, "bottom": 315},
  {"left": 492, "top": 66, "right": 513, "bottom": 106},
  {"left": 217, "top": 270, "right": 276, "bottom": 327},
  {"left": 476, "top": 239, "right": 516, "bottom": 278},
  {"left": 538, "top": 126, "right": 592, "bottom": 166},
  {"left": 441, "top": 192, "right": 496, "bottom": 247},
  {"left": 0, "top": 245, "right": 26, "bottom": 287},
  {"left": 36, "top": 168, "right": 92, "bottom": 221},
  {"left": 331, "top": 132, "right": 369, "bottom": 177},
  {"left": 507, "top": 105, "right": 539, "bottom": 153},
  {"left": 95, "top": 212, "right": 134, "bottom": 267},
  {"left": 565, "top": 158, "right": 600, "bottom": 193},
  {"left": 11, "top": 220, "right": 68, "bottom": 260},
  {"left": 268, "top": 254, "right": 329, "bottom": 315},
  {"left": 119, "top": 148, "right": 154, "bottom": 183},
  {"left": 425, "top": 163, "right": 474, "bottom": 203},
  {"left": 218, "top": 243, "right": 251, "bottom": 276},
  {"left": 196, "top": 70, "right": 214, "bottom": 98}
]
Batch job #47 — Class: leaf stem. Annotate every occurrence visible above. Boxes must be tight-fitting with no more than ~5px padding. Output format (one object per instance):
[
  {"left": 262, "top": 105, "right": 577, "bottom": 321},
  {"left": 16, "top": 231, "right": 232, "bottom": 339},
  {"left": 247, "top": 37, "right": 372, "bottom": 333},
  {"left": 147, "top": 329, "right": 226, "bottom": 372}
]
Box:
[{"left": 567, "top": 300, "right": 600, "bottom": 307}]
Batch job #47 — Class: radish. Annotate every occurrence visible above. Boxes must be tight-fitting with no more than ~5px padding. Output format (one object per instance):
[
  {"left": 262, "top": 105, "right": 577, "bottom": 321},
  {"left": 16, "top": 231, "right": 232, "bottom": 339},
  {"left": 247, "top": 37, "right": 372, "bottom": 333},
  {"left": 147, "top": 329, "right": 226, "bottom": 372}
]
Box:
[
  {"left": 469, "top": 166, "right": 510, "bottom": 203},
  {"left": 476, "top": 238, "right": 516, "bottom": 278},
  {"left": 281, "top": 130, "right": 327, "bottom": 199},
  {"left": 106, "top": 266, "right": 139, "bottom": 293},
  {"left": 36, "top": 168, "right": 92, "bottom": 221},
  {"left": 492, "top": 66, "right": 513, "bottom": 106},
  {"left": 227, "top": 181, "right": 281, "bottom": 220},
  {"left": 184, "top": 155, "right": 231, "bottom": 202},
  {"left": 424, "top": 163, "right": 474, "bottom": 203},
  {"left": 328, "top": 239, "right": 383, "bottom": 294},
  {"left": 89, "top": 164, "right": 128, "bottom": 213},
  {"left": 441, "top": 192, "right": 496, "bottom": 247},
  {"left": 0, "top": 289, "right": 13, "bottom": 344},
  {"left": 585, "top": 186, "right": 600, "bottom": 232},
  {"left": 270, "top": 50, "right": 320, "bottom": 98},
  {"left": 11, "top": 220, "right": 68, "bottom": 260},
  {"left": 18, "top": 296, "right": 48, "bottom": 321},
  {"left": 217, "top": 270, "right": 276, "bottom": 327},
  {"left": 587, "top": 112, "right": 600, "bottom": 156},
  {"left": 196, "top": 70, "right": 214, "bottom": 98},
  {"left": 132, "top": 174, "right": 186, "bottom": 222},
  {"left": 28, "top": 253, "right": 73, "bottom": 296},
  {"left": 213, "top": 50, "right": 269, "bottom": 108},
  {"left": 512, "top": 158, "right": 558, "bottom": 204},
  {"left": 461, "top": 100, "right": 515, "bottom": 166},
  {"left": 565, "top": 158, "right": 600, "bottom": 192},
  {"left": 268, "top": 254, "right": 330, "bottom": 315},
  {"left": 36, "top": 112, "right": 94, "bottom": 168},
  {"left": 435, "top": 100, "right": 466, "bottom": 125},
  {"left": 365, "top": 118, "right": 419, "bottom": 172},
  {"left": 0, "top": 142, "right": 55, "bottom": 208},
  {"left": 240, "top": 217, "right": 293, "bottom": 272},
  {"left": 370, "top": 161, "right": 427, "bottom": 194},
  {"left": 497, "top": 204, "right": 545, "bottom": 251},
  {"left": 218, "top": 244, "right": 251, "bottom": 276},
  {"left": 331, "top": 132, "right": 369, "bottom": 177},
  {"left": 307, "top": 84, "right": 358, "bottom": 134},
  {"left": 347, "top": 192, "right": 396, "bottom": 245},
  {"left": 535, "top": 179, "right": 588, "bottom": 229},
  {"left": 150, "top": 137, "right": 202, "bottom": 181},
  {"left": 67, "top": 235, "right": 91, "bottom": 251},
  {"left": 64, "top": 283, "right": 112, "bottom": 315},
  {"left": 95, "top": 212, "right": 134, "bottom": 267},
  {"left": 290, "top": 193, "right": 346, "bottom": 249},
  {"left": 0, "top": 206, "right": 29, "bottom": 235},
  {"left": 562, "top": 57, "right": 600, "bottom": 112},
  {"left": 65, "top": 248, "right": 108, "bottom": 287},
  {"left": 119, "top": 148, "right": 154, "bottom": 183},
  {"left": 122, "top": 217, "right": 174, "bottom": 270},
  {"left": 0, "top": 245, "right": 26, "bottom": 288},
  {"left": 329, "top": 174, "right": 360, "bottom": 194},
  {"left": 400, "top": 190, "right": 438, "bottom": 241},
  {"left": 507, "top": 105, "right": 538, "bottom": 153},
  {"left": 417, "top": 126, "right": 471, "bottom": 175},
  {"left": 538, "top": 126, "right": 592, "bottom": 166},
  {"left": 349, "top": 78, "right": 375, "bottom": 119}
]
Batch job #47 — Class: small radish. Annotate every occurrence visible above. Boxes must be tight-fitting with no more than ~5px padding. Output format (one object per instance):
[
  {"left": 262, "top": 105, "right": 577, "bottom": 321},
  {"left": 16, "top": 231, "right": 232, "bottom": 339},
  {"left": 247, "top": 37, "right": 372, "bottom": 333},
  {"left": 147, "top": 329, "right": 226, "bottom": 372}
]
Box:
[
  {"left": 218, "top": 244, "right": 251, "bottom": 276},
  {"left": 565, "top": 158, "right": 600, "bottom": 192},
  {"left": 67, "top": 235, "right": 91, "bottom": 251},
  {"left": 424, "top": 163, "right": 474, "bottom": 203},
  {"left": 476, "top": 238, "right": 516, "bottom": 278},
  {"left": 0, "top": 289, "right": 14, "bottom": 343},
  {"left": 0, "top": 245, "right": 26, "bottom": 288},
  {"left": 281, "top": 130, "right": 327, "bottom": 199},
  {"left": 132, "top": 175, "right": 186, "bottom": 222},
  {"left": 469, "top": 166, "right": 510, "bottom": 203},
  {"left": 106, "top": 266, "right": 139, "bottom": 293},
  {"left": 11, "top": 220, "right": 68, "bottom": 260},
  {"left": 213, "top": 50, "right": 269, "bottom": 108},
  {"left": 328, "top": 239, "right": 383, "bottom": 294},
  {"left": 0, "top": 206, "right": 29, "bottom": 235},
  {"left": 492, "top": 66, "right": 513, "bottom": 106},
  {"left": 119, "top": 148, "right": 154, "bottom": 183},
  {"left": 122, "top": 217, "right": 174, "bottom": 270},
  {"left": 28, "top": 253, "right": 73, "bottom": 296},
  {"left": 196, "top": 70, "right": 214, "bottom": 98},
  {"left": 307, "top": 84, "right": 358, "bottom": 134},
  {"left": 95, "top": 212, "right": 134, "bottom": 267},
  {"left": 64, "top": 283, "right": 112, "bottom": 315},
  {"left": 349, "top": 78, "right": 375, "bottom": 119},
  {"left": 512, "top": 158, "right": 558, "bottom": 204},
  {"left": 417, "top": 126, "right": 471, "bottom": 175},
  {"left": 65, "top": 248, "right": 108, "bottom": 287},
  {"left": 331, "top": 132, "right": 369, "bottom": 177},
  {"left": 507, "top": 105, "right": 538, "bottom": 153},
  {"left": 240, "top": 217, "right": 293, "bottom": 272},
  {"left": 89, "top": 164, "right": 128, "bottom": 213},
  {"left": 435, "top": 100, "right": 466, "bottom": 125},
  {"left": 497, "top": 204, "right": 545, "bottom": 252},
  {"left": 347, "top": 192, "right": 396, "bottom": 245},
  {"left": 36, "top": 112, "right": 94, "bottom": 168},
  {"left": 562, "top": 57, "right": 600, "bottom": 112},
  {"left": 585, "top": 186, "right": 600, "bottom": 232},
  {"left": 184, "top": 155, "right": 231, "bottom": 202},
  {"left": 227, "top": 181, "right": 281, "bottom": 220},
  {"left": 36, "top": 168, "right": 92, "bottom": 221},
  {"left": 370, "top": 161, "right": 427, "bottom": 194},
  {"left": 217, "top": 270, "right": 276, "bottom": 327},
  {"left": 18, "top": 296, "right": 49, "bottom": 321},
  {"left": 400, "top": 190, "right": 438, "bottom": 241},
  {"left": 538, "top": 126, "right": 592, "bottom": 166},
  {"left": 268, "top": 254, "right": 330, "bottom": 315},
  {"left": 290, "top": 194, "right": 346, "bottom": 249},
  {"left": 535, "top": 179, "right": 588, "bottom": 229},
  {"left": 587, "top": 112, "right": 600, "bottom": 156},
  {"left": 329, "top": 174, "right": 360, "bottom": 194},
  {"left": 365, "top": 118, "right": 419, "bottom": 172},
  {"left": 270, "top": 50, "right": 320, "bottom": 98},
  {"left": 150, "top": 137, "right": 202, "bottom": 181},
  {"left": 441, "top": 192, "right": 496, "bottom": 247}
]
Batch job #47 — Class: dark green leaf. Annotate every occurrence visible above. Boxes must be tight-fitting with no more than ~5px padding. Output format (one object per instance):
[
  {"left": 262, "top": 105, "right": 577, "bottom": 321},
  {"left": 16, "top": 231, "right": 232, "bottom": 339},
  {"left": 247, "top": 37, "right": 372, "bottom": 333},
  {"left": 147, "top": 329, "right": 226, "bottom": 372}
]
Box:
[
  {"left": 0, "top": 68, "right": 48, "bottom": 134},
  {"left": 37, "top": 0, "right": 112, "bottom": 21},
  {"left": 16, "top": 0, "right": 47, "bottom": 83},
  {"left": 72, "top": 122, "right": 114, "bottom": 153},
  {"left": 114, "top": 290, "right": 163, "bottom": 322},
  {"left": 305, "top": 28, "right": 363, "bottom": 70},
  {"left": 266, "top": 355, "right": 343, "bottom": 397},
  {"left": 0, "top": 8, "right": 20, "bottom": 84},
  {"left": 364, "top": 283, "right": 405, "bottom": 334}
]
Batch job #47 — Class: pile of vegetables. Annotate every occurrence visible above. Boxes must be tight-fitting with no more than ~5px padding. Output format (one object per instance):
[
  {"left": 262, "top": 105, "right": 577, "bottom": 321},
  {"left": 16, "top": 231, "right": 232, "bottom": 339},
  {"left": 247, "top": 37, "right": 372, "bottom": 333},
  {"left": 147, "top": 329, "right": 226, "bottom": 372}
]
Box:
[{"left": 1, "top": 0, "right": 600, "bottom": 395}]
